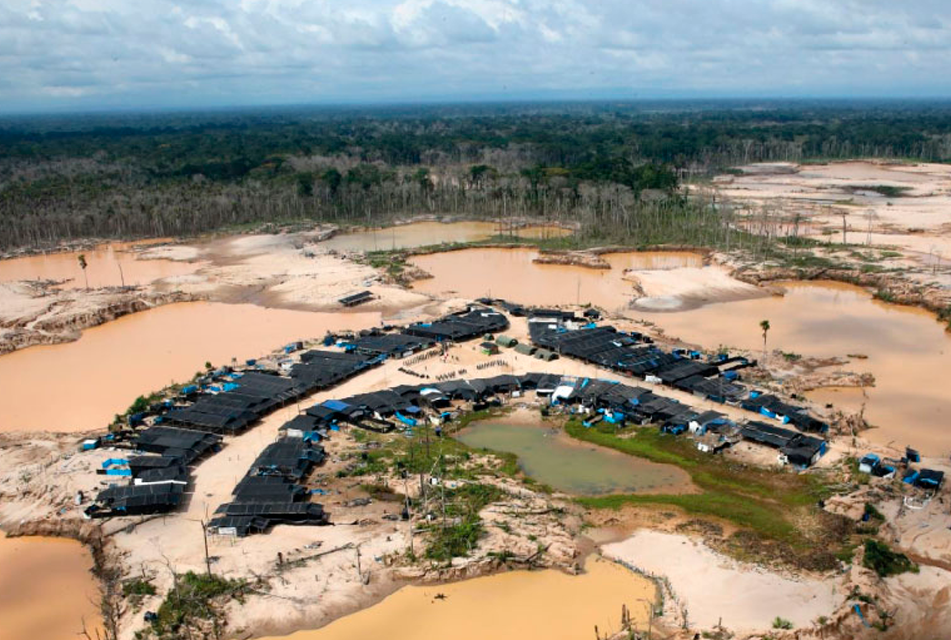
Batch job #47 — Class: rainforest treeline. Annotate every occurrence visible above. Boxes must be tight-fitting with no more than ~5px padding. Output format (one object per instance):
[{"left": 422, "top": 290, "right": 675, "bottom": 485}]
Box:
[{"left": 2, "top": 99, "right": 951, "bottom": 249}]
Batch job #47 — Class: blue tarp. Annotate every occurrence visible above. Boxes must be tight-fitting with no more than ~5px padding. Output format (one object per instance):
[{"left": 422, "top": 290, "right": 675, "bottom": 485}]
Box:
[
  {"left": 101, "top": 458, "right": 129, "bottom": 469},
  {"left": 222, "top": 382, "right": 240, "bottom": 392},
  {"left": 105, "top": 468, "right": 132, "bottom": 476},
  {"left": 322, "top": 399, "right": 350, "bottom": 412},
  {"left": 395, "top": 412, "right": 417, "bottom": 427}
]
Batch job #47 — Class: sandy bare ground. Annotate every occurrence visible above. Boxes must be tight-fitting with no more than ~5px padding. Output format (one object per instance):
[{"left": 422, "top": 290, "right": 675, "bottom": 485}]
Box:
[
  {"left": 0, "top": 228, "right": 433, "bottom": 354},
  {"left": 625, "top": 265, "right": 766, "bottom": 311},
  {"left": 711, "top": 160, "right": 951, "bottom": 293},
  {"left": 603, "top": 530, "right": 843, "bottom": 633}
]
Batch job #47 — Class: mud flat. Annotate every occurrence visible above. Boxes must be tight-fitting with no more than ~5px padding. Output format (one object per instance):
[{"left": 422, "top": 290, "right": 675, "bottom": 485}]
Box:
[
  {"left": 0, "top": 531, "right": 102, "bottom": 640},
  {"left": 603, "top": 530, "right": 841, "bottom": 633},
  {"left": 410, "top": 247, "right": 745, "bottom": 311},
  {"left": 255, "top": 556, "right": 653, "bottom": 640},
  {"left": 319, "top": 220, "right": 572, "bottom": 253},
  {"left": 712, "top": 160, "right": 951, "bottom": 311},
  {"left": 0, "top": 302, "right": 380, "bottom": 432},
  {"left": 634, "top": 280, "right": 951, "bottom": 454}
]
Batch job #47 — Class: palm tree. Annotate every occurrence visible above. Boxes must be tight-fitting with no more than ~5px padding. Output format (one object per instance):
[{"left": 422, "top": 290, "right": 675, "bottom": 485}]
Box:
[
  {"left": 77, "top": 254, "right": 88, "bottom": 289},
  {"left": 760, "top": 319, "right": 770, "bottom": 357}
]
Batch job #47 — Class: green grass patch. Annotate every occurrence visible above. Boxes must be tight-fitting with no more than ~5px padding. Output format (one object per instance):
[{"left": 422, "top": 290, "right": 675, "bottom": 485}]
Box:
[{"left": 566, "top": 421, "right": 845, "bottom": 568}]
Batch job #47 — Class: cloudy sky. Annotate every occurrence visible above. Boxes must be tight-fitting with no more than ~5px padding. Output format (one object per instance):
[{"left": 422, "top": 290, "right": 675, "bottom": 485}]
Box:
[{"left": 2, "top": 0, "right": 951, "bottom": 112}]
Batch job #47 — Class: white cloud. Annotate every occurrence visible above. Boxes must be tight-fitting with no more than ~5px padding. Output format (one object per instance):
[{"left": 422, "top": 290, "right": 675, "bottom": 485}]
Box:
[{"left": 1, "top": 0, "right": 950, "bottom": 111}]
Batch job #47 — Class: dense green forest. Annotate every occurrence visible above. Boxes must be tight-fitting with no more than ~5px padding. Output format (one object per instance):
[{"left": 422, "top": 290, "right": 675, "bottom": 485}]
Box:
[{"left": 2, "top": 100, "right": 951, "bottom": 249}]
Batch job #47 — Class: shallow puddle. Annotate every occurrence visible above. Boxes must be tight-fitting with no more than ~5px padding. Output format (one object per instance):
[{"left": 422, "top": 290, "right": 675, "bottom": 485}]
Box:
[
  {"left": 411, "top": 247, "right": 702, "bottom": 309},
  {"left": 0, "top": 532, "right": 102, "bottom": 640},
  {"left": 633, "top": 281, "right": 951, "bottom": 453},
  {"left": 0, "top": 302, "right": 380, "bottom": 432},
  {"left": 258, "top": 556, "right": 653, "bottom": 640},
  {"left": 320, "top": 221, "right": 572, "bottom": 252},
  {"left": 456, "top": 421, "right": 692, "bottom": 495},
  {"left": 0, "top": 241, "right": 199, "bottom": 288}
]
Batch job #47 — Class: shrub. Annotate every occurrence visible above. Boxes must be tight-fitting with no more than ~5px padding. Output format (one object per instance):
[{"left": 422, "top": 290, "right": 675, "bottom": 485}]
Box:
[
  {"left": 862, "top": 539, "right": 918, "bottom": 577},
  {"left": 772, "top": 616, "right": 794, "bottom": 629}
]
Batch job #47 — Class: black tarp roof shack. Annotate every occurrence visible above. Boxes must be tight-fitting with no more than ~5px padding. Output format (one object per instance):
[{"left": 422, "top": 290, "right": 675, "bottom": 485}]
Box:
[
  {"left": 210, "top": 502, "right": 329, "bottom": 531},
  {"left": 740, "top": 421, "right": 798, "bottom": 448},
  {"left": 741, "top": 394, "right": 829, "bottom": 434},
  {"left": 339, "top": 290, "right": 374, "bottom": 307},
  {"left": 233, "top": 476, "right": 307, "bottom": 501},
  {"left": 279, "top": 414, "right": 320, "bottom": 437},
  {"left": 211, "top": 434, "right": 330, "bottom": 536},
  {"left": 87, "top": 483, "right": 185, "bottom": 518},
  {"left": 350, "top": 333, "right": 435, "bottom": 358},
  {"left": 403, "top": 308, "right": 509, "bottom": 342},
  {"left": 435, "top": 379, "right": 481, "bottom": 400},
  {"left": 740, "top": 421, "right": 827, "bottom": 468},
  {"left": 676, "top": 376, "right": 747, "bottom": 403},
  {"left": 915, "top": 468, "right": 945, "bottom": 490},
  {"left": 529, "top": 309, "right": 579, "bottom": 321},
  {"left": 134, "top": 427, "right": 221, "bottom": 460},
  {"left": 483, "top": 374, "right": 522, "bottom": 393},
  {"left": 291, "top": 350, "right": 380, "bottom": 392},
  {"left": 249, "top": 439, "right": 326, "bottom": 480},
  {"left": 135, "top": 464, "right": 189, "bottom": 484},
  {"left": 655, "top": 360, "right": 719, "bottom": 385}
]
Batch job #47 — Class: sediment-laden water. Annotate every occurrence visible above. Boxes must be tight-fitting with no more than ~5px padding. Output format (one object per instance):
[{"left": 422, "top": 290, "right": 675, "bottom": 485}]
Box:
[
  {"left": 0, "top": 302, "right": 379, "bottom": 432},
  {"left": 456, "top": 421, "right": 693, "bottom": 495},
  {"left": 634, "top": 281, "right": 951, "bottom": 453},
  {"left": 257, "top": 556, "right": 654, "bottom": 640}
]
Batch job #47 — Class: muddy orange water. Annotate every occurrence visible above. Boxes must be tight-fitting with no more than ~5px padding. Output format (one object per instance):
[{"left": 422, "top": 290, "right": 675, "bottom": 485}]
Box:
[
  {"left": 0, "top": 302, "right": 380, "bottom": 432},
  {"left": 0, "top": 242, "right": 199, "bottom": 289},
  {"left": 634, "top": 281, "right": 951, "bottom": 453},
  {"left": 411, "top": 247, "right": 702, "bottom": 309},
  {"left": 0, "top": 532, "right": 102, "bottom": 640},
  {"left": 259, "top": 556, "right": 653, "bottom": 640},
  {"left": 320, "top": 221, "right": 572, "bottom": 252}
]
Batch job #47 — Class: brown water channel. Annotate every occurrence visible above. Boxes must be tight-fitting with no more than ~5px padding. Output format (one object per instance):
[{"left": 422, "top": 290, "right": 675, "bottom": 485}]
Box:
[
  {"left": 456, "top": 420, "right": 692, "bottom": 495},
  {"left": 256, "top": 556, "right": 653, "bottom": 640},
  {"left": 320, "top": 221, "right": 572, "bottom": 253},
  {"left": 0, "top": 532, "right": 102, "bottom": 640},
  {"left": 634, "top": 281, "right": 951, "bottom": 453},
  {"left": 410, "top": 247, "right": 702, "bottom": 309},
  {"left": 0, "top": 302, "right": 379, "bottom": 433},
  {"left": 0, "top": 241, "right": 199, "bottom": 288}
]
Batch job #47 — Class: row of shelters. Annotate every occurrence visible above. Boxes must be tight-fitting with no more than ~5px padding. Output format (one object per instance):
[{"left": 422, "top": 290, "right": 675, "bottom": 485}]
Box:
[
  {"left": 83, "top": 305, "right": 509, "bottom": 520},
  {"left": 526, "top": 310, "right": 828, "bottom": 435}
]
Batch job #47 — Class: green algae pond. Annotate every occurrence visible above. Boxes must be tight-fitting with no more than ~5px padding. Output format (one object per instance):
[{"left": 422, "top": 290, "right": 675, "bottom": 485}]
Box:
[{"left": 456, "top": 420, "right": 694, "bottom": 495}]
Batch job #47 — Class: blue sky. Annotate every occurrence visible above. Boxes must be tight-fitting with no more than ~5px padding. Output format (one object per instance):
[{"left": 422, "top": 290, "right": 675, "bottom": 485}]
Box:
[{"left": 2, "top": 0, "right": 951, "bottom": 112}]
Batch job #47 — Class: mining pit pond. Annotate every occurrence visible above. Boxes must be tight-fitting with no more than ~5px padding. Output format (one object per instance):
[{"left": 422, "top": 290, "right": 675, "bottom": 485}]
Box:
[
  {"left": 410, "top": 247, "right": 703, "bottom": 310},
  {"left": 0, "top": 531, "right": 102, "bottom": 640},
  {"left": 456, "top": 420, "right": 693, "bottom": 495},
  {"left": 0, "top": 302, "right": 380, "bottom": 433},
  {"left": 256, "top": 555, "right": 654, "bottom": 640}
]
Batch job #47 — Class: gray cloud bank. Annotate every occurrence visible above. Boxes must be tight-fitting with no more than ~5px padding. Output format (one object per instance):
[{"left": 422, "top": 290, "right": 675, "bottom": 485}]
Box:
[{"left": 2, "top": 0, "right": 950, "bottom": 112}]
